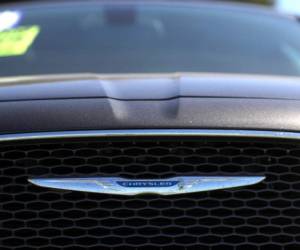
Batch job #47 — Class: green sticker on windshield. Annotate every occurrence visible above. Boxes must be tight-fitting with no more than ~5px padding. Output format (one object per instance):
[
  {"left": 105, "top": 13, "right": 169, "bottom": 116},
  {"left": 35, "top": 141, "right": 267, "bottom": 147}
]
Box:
[{"left": 0, "top": 25, "right": 40, "bottom": 57}]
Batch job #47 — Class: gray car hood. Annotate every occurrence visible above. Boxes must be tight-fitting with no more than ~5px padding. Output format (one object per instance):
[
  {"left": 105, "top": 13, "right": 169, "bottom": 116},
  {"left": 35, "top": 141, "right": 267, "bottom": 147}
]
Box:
[{"left": 1, "top": 73, "right": 300, "bottom": 101}]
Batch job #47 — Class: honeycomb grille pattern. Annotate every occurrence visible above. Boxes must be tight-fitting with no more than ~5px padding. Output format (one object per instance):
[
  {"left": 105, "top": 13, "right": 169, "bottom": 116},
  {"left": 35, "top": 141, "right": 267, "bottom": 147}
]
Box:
[{"left": 0, "top": 136, "right": 300, "bottom": 250}]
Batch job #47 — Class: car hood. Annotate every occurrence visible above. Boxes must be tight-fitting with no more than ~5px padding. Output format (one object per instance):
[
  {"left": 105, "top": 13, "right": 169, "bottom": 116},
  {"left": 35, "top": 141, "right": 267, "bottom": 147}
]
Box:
[{"left": 1, "top": 73, "right": 300, "bottom": 101}]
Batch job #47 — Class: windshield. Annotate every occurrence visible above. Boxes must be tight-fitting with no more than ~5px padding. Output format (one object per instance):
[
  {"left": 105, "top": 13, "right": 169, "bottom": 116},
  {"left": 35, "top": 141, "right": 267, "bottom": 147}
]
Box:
[{"left": 1, "top": 2, "right": 300, "bottom": 77}]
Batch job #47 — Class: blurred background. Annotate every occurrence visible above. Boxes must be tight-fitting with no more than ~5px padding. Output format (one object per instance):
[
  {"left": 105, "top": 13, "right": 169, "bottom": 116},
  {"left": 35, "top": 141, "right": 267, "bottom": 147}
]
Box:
[
  {"left": 0, "top": 0, "right": 299, "bottom": 16},
  {"left": 222, "top": 0, "right": 300, "bottom": 18},
  {"left": 235, "top": 0, "right": 300, "bottom": 17}
]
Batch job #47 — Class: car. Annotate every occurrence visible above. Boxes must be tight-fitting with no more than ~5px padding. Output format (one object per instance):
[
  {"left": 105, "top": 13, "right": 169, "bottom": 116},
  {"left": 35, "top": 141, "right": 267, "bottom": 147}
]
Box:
[{"left": 0, "top": 1, "right": 300, "bottom": 250}]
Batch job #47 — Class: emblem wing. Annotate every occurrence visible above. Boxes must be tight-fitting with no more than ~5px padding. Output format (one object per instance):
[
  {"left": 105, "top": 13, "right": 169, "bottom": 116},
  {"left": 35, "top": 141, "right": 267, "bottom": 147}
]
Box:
[{"left": 29, "top": 176, "right": 265, "bottom": 196}]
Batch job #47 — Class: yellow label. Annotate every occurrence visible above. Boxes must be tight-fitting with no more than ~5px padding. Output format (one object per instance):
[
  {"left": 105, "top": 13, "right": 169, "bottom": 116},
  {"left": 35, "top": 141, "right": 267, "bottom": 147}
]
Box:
[{"left": 0, "top": 25, "right": 40, "bottom": 57}]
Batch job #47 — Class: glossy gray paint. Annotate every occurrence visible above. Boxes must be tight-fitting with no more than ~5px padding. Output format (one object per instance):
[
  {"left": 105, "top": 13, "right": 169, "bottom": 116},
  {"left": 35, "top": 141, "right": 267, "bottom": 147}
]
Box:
[
  {"left": 1, "top": 73, "right": 300, "bottom": 101},
  {"left": 1, "top": 73, "right": 300, "bottom": 134}
]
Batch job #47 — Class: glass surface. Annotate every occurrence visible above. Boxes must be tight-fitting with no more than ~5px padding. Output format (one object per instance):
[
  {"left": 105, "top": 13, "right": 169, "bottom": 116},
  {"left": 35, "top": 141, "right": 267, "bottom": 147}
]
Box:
[{"left": 1, "top": 2, "right": 300, "bottom": 77}]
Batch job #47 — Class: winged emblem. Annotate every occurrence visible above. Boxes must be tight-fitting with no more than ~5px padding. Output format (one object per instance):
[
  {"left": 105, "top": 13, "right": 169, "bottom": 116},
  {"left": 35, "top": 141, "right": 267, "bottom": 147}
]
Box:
[{"left": 29, "top": 176, "right": 265, "bottom": 196}]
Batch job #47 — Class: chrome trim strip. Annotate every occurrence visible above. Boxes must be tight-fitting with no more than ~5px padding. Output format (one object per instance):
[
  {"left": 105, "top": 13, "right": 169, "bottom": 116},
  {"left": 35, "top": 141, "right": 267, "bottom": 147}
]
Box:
[{"left": 0, "top": 129, "right": 299, "bottom": 142}]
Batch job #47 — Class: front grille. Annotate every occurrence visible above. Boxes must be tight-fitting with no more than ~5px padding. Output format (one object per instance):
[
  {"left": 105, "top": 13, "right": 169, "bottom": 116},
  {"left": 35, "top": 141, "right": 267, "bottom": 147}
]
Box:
[{"left": 0, "top": 135, "right": 300, "bottom": 250}]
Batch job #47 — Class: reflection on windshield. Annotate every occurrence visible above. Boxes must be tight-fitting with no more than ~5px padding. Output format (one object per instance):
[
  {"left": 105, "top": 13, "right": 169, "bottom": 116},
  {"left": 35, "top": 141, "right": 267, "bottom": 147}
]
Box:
[
  {"left": 282, "top": 44, "right": 300, "bottom": 72},
  {"left": 0, "top": 10, "right": 21, "bottom": 31},
  {"left": 0, "top": 3, "right": 300, "bottom": 77},
  {"left": 0, "top": 25, "right": 40, "bottom": 57}
]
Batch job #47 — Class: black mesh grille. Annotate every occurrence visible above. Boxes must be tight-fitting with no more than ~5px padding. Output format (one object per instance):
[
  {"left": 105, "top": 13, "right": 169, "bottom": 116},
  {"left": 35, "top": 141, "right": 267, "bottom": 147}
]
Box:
[{"left": 0, "top": 136, "right": 300, "bottom": 250}]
